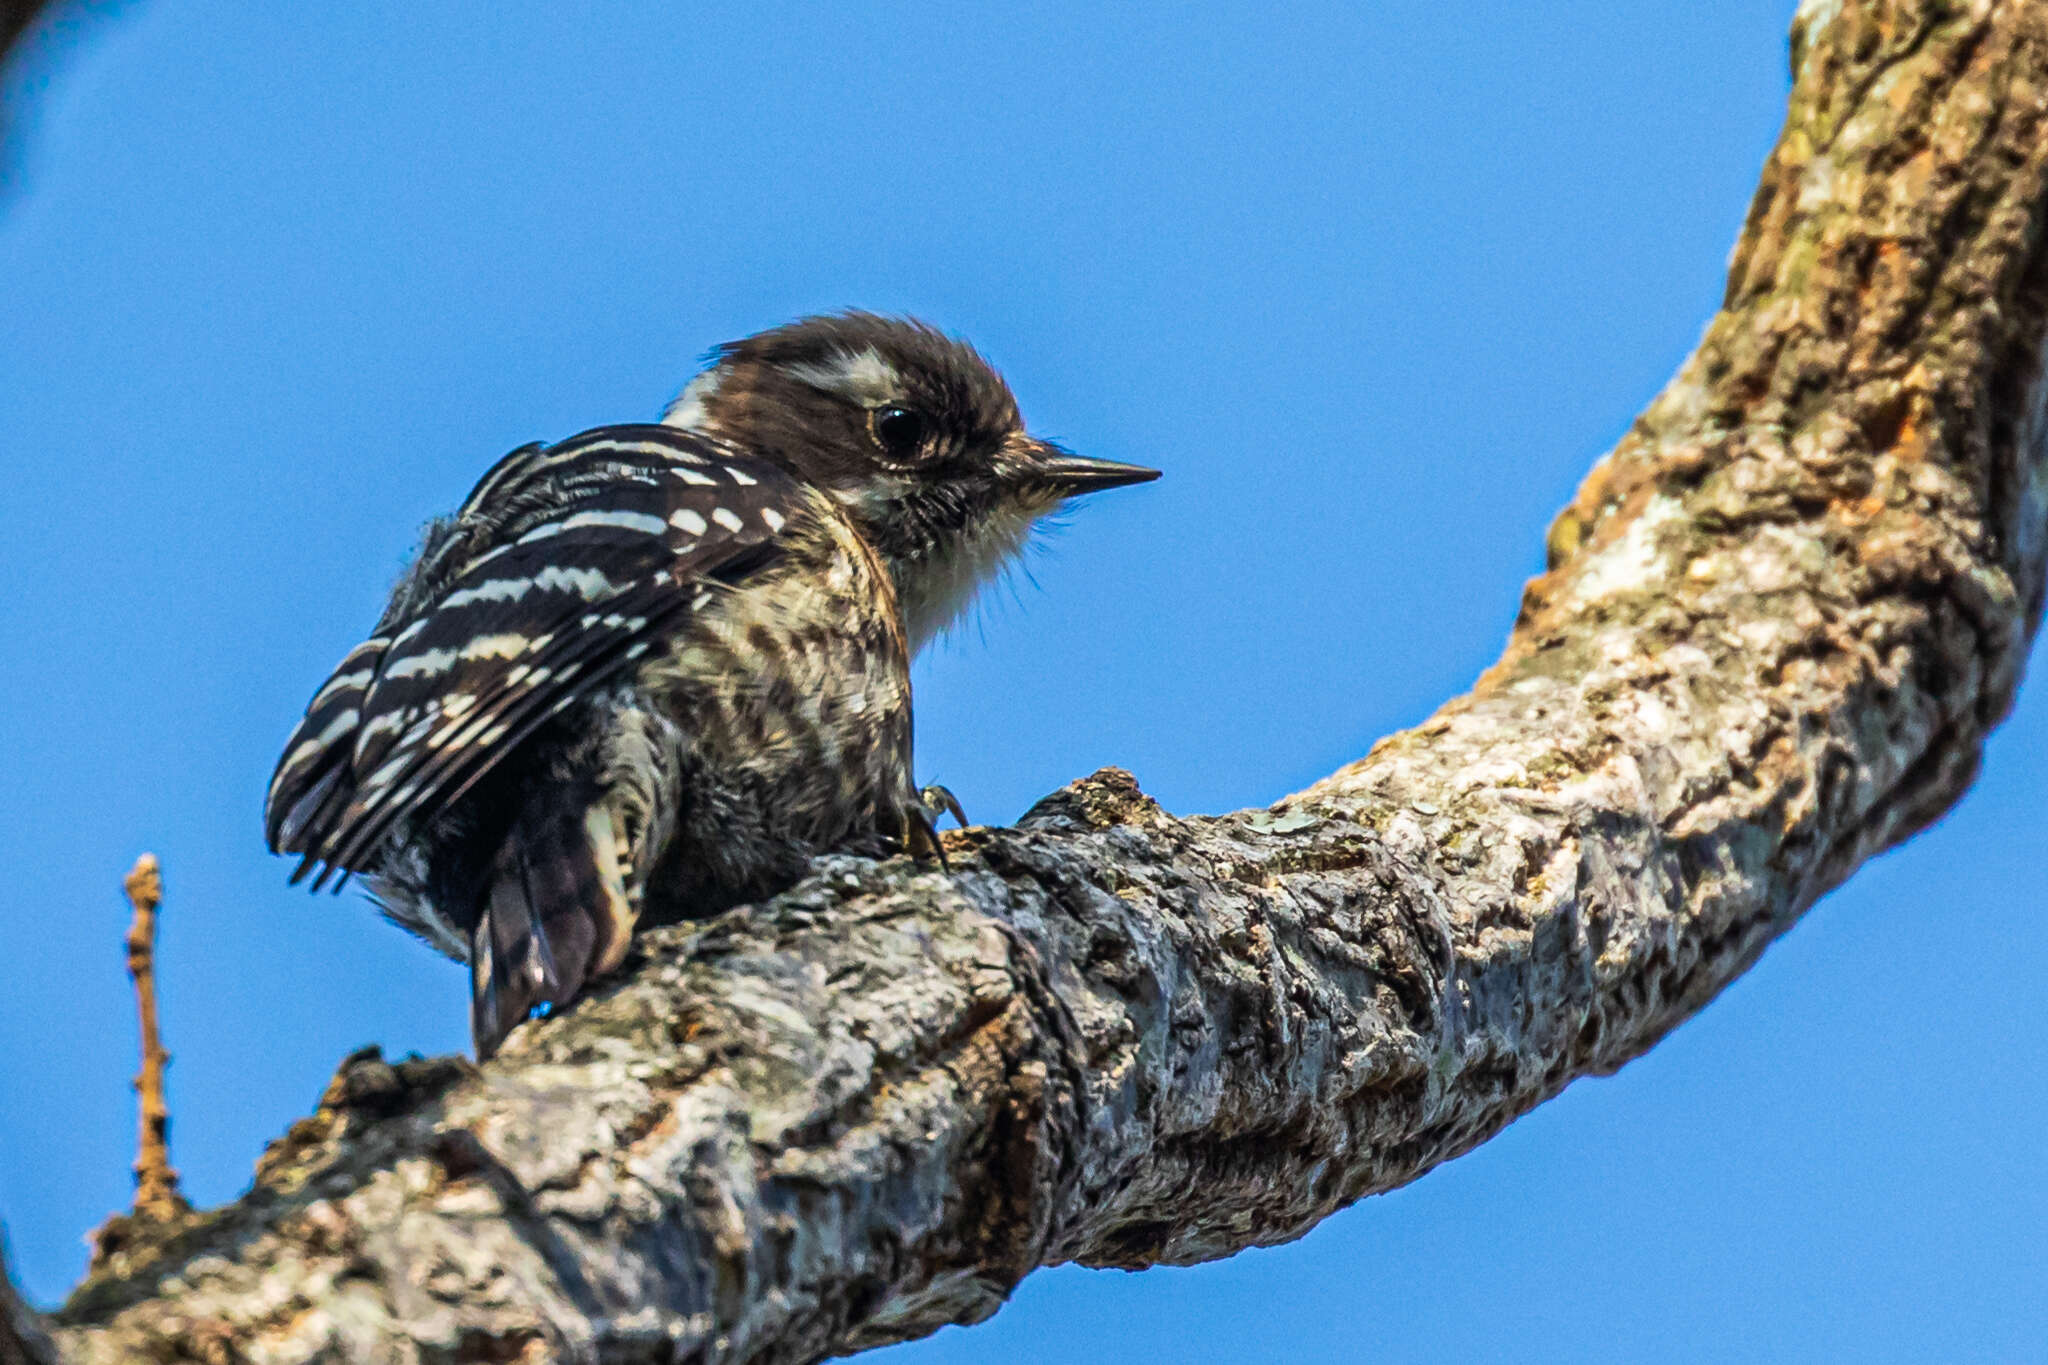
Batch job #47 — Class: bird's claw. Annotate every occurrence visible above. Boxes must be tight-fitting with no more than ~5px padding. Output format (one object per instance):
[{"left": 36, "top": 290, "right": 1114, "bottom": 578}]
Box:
[
  {"left": 901, "top": 801, "right": 949, "bottom": 871},
  {"left": 900, "top": 784, "right": 967, "bottom": 870},
  {"left": 920, "top": 783, "right": 968, "bottom": 829}
]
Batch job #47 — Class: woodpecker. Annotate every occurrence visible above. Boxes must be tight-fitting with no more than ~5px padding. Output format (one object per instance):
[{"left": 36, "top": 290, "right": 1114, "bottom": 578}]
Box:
[{"left": 264, "top": 313, "right": 1157, "bottom": 1057}]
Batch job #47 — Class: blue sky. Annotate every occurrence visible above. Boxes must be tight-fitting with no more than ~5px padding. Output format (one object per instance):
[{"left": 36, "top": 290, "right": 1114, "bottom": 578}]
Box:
[{"left": 2, "top": 3, "right": 2043, "bottom": 1359}]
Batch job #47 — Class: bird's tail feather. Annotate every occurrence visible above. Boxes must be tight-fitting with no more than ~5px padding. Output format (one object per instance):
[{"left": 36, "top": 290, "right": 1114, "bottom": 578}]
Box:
[{"left": 470, "top": 797, "right": 637, "bottom": 1058}]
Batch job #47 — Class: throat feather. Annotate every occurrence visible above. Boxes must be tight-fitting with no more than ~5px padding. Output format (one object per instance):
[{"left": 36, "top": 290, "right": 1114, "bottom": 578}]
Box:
[{"left": 898, "top": 504, "right": 1038, "bottom": 653}]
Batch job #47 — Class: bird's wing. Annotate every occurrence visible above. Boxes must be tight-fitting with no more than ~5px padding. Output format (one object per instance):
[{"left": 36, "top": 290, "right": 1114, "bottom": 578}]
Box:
[{"left": 264, "top": 423, "right": 809, "bottom": 887}]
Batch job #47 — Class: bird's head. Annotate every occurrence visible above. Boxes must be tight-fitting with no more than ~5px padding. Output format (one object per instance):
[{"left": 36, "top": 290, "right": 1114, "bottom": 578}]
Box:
[{"left": 663, "top": 312, "right": 1158, "bottom": 648}]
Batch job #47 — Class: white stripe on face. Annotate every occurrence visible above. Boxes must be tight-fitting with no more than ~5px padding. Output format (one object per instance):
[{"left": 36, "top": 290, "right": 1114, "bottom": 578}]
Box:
[{"left": 785, "top": 347, "right": 902, "bottom": 406}]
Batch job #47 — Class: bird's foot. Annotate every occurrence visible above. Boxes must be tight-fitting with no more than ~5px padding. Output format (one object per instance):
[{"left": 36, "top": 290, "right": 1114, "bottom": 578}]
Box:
[
  {"left": 899, "top": 801, "right": 949, "bottom": 872},
  {"left": 920, "top": 783, "right": 969, "bottom": 829}
]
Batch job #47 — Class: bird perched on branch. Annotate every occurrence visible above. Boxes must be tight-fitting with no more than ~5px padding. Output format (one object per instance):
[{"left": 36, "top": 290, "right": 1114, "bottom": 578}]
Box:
[{"left": 264, "top": 313, "right": 1158, "bottom": 1056}]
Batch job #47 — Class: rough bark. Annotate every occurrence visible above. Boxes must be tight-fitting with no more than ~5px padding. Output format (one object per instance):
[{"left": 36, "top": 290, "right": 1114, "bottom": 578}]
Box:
[{"left": 28, "top": 1, "right": 2048, "bottom": 1361}]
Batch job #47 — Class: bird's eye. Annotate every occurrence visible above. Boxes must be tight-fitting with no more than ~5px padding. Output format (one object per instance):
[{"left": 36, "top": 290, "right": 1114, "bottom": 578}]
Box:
[{"left": 870, "top": 406, "right": 929, "bottom": 459}]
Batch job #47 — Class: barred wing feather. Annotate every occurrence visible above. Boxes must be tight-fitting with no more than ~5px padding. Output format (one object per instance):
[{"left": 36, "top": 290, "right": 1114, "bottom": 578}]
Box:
[{"left": 263, "top": 424, "right": 805, "bottom": 888}]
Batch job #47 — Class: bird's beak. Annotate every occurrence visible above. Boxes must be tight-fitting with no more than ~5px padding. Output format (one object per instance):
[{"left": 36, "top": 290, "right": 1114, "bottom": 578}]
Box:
[{"left": 1015, "top": 439, "right": 1162, "bottom": 495}]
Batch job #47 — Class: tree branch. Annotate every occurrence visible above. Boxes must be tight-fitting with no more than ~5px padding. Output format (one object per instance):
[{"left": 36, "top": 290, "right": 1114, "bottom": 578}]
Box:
[
  {"left": 119, "top": 855, "right": 190, "bottom": 1225},
  {"left": 44, "top": 2, "right": 2048, "bottom": 1360}
]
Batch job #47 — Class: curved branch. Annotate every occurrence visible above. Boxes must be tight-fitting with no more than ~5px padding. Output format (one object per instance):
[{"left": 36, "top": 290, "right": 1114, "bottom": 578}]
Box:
[{"left": 49, "top": 3, "right": 2048, "bottom": 1361}]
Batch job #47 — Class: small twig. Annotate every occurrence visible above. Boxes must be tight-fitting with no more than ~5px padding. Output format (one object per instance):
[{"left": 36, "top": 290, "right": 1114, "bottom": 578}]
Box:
[{"left": 120, "top": 854, "right": 187, "bottom": 1223}]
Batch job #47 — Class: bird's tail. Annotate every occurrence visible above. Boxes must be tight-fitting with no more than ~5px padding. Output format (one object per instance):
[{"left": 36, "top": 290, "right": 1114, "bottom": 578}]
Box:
[{"left": 470, "top": 795, "right": 637, "bottom": 1058}]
